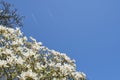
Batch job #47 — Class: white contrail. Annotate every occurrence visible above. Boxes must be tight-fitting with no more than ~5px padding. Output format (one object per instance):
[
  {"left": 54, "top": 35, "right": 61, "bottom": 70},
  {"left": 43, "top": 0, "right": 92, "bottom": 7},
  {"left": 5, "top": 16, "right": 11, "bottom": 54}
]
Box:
[{"left": 31, "top": 13, "right": 38, "bottom": 25}]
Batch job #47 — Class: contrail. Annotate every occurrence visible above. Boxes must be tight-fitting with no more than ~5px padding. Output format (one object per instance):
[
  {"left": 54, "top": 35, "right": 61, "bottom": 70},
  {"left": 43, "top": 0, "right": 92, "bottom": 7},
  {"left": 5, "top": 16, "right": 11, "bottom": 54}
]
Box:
[{"left": 31, "top": 13, "right": 38, "bottom": 25}]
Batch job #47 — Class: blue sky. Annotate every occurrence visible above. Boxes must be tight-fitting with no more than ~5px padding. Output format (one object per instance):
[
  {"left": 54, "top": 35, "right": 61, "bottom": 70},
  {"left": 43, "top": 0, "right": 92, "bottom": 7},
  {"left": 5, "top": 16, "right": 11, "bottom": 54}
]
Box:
[{"left": 6, "top": 0, "right": 120, "bottom": 80}]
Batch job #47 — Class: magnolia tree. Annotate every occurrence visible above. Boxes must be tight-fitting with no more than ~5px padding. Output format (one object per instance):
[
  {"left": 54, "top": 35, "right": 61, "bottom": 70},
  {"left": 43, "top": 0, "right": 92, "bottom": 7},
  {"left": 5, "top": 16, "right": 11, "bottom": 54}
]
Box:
[
  {"left": 0, "top": 25, "right": 86, "bottom": 80},
  {"left": 0, "top": 1, "right": 86, "bottom": 80}
]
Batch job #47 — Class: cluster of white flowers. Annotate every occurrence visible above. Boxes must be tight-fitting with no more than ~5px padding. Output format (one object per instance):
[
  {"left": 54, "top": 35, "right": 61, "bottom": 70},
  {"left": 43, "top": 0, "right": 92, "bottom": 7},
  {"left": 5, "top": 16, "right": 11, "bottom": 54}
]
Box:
[{"left": 0, "top": 25, "right": 86, "bottom": 80}]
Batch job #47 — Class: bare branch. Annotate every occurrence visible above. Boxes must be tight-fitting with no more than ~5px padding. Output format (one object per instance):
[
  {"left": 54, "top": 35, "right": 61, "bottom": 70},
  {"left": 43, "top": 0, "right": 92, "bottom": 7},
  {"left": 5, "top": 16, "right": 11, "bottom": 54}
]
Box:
[{"left": 0, "top": 1, "right": 24, "bottom": 28}]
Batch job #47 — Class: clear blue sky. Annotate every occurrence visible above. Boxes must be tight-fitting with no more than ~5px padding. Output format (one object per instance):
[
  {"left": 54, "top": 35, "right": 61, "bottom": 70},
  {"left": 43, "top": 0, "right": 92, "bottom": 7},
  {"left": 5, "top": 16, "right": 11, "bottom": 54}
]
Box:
[{"left": 6, "top": 0, "right": 120, "bottom": 80}]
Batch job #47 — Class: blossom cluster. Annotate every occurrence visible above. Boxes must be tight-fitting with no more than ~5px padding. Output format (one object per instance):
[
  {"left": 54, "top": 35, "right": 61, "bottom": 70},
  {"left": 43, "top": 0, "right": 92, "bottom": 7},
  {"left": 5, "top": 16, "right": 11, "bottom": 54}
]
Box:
[{"left": 0, "top": 25, "right": 86, "bottom": 80}]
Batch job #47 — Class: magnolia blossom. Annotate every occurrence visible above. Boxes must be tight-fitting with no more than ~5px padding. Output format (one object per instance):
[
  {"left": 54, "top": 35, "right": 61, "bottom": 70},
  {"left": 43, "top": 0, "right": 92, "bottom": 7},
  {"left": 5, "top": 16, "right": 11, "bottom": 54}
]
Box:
[
  {"left": 0, "top": 60, "right": 7, "bottom": 67},
  {"left": 0, "top": 25, "right": 86, "bottom": 80},
  {"left": 18, "top": 69, "right": 38, "bottom": 80}
]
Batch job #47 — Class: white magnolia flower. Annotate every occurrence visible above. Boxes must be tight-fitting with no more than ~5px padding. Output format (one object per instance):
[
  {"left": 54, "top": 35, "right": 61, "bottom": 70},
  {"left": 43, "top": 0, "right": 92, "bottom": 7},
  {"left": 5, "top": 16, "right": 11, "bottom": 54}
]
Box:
[
  {"left": 19, "top": 69, "right": 38, "bottom": 80},
  {"left": 23, "top": 36, "right": 27, "bottom": 41},
  {"left": 0, "top": 60, "right": 8, "bottom": 67},
  {"left": 30, "top": 36, "right": 36, "bottom": 42},
  {"left": 16, "top": 57, "right": 24, "bottom": 65},
  {"left": 3, "top": 49, "right": 12, "bottom": 55}
]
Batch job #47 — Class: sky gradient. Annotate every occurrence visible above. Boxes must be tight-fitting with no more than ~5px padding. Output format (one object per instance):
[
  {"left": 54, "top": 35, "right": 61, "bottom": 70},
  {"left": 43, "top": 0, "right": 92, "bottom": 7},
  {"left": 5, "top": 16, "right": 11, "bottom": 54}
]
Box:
[{"left": 6, "top": 0, "right": 120, "bottom": 80}]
